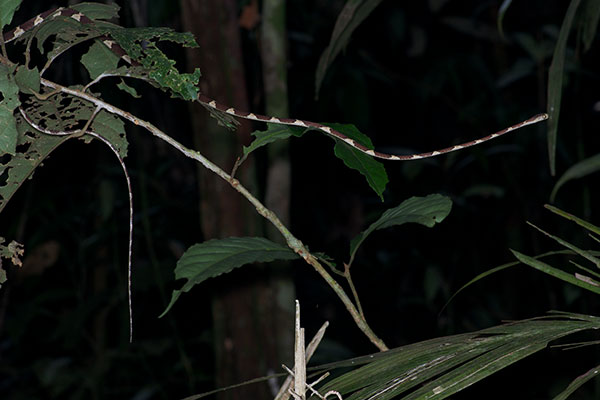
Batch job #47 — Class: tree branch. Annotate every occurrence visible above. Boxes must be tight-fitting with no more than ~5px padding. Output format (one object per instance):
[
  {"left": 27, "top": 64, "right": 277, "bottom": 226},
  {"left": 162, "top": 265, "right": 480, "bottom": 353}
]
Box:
[{"left": 38, "top": 78, "right": 389, "bottom": 351}]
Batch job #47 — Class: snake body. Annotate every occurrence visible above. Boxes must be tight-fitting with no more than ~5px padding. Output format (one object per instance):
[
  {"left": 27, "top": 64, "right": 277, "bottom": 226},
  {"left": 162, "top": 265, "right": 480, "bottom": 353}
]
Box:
[{"left": 3, "top": 6, "right": 548, "bottom": 161}]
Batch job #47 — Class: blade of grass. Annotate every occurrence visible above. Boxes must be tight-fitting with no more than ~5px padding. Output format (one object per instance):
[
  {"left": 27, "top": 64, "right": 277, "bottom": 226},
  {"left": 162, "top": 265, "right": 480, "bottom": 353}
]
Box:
[
  {"left": 527, "top": 222, "right": 600, "bottom": 268},
  {"left": 544, "top": 204, "right": 600, "bottom": 236},
  {"left": 440, "top": 250, "right": 581, "bottom": 314},
  {"left": 510, "top": 250, "right": 600, "bottom": 295},
  {"left": 569, "top": 260, "right": 600, "bottom": 279},
  {"left": 315, "top": 315, "right": 598, "bottom": 400},
  {"left": 546, "top": 0, "right": 582, "bottom": 176},
  {"left": 553, "top": 364, "right": 600, "bottom": 400},
  {"left": 550, "top": 153, "right": 600, "bottom": 201}
]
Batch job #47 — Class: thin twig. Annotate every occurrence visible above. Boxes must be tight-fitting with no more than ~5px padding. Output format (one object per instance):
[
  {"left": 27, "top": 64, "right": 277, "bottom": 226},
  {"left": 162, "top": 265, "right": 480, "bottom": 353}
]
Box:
[
  {"left": 344, "top": 263, "right": 364, "bottom": 319},
  {"left": 38, "top": 78, "right": 389, "bottom": 351}
]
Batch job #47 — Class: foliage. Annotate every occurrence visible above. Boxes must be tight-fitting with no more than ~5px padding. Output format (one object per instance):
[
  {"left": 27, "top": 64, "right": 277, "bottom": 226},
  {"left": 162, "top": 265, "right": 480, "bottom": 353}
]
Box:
[
  {"left": 512, "top": 205, "right": 600, "bottom": 295},
  {"left": 313, "top": 313, "right": 600, "bottom": 400},
  {"left": 160, "top": 237, "right": 300, "bottom": 316},
  {"left": 0, "top": 0, "right": 598, "bottom": 399}
]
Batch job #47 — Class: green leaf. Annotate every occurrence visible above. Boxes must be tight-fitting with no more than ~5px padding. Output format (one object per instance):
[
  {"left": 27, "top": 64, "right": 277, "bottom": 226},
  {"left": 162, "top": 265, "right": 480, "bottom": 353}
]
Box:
[
  {"left": 90, "top": 110, "right": 128, "bottom": 158},
  {"left": 527, "top": 222, "right": 600, "bottom": 269},
  {"left": 0, "top": 238, "right": 23, "bottom": 287},
  {"left": 0, "top": 0, "right": 21, "bottom": 29},
  {"left": 553, "top": 364, "right": 600, "bottom": 400},
  {"left": 349, "top": 194, "right": 452, "bottom": 265},
  {"left": 199, "top": 101, "right": 240, "bottom": 130},
  {"left": 327, "top": 123, "right": 388, "bottom": 200},
  {"left": 511, "top": 250, "right": 600, "bottom": 295},
  {"left": 315, "top": 0, "right": 384, "bottom": 97},
  {"left": 116, "top": 79, "right": 141, "bottom": 98},
  {"left": 0, "top": 89, "right": 118, "bottom": 210},
  {"left": 14, "top": 66, "right": 40, "bottom": 94},
  {"left": 70, "top": 2, "right": 120, "bottom": 20},
  {"left": 547, "top": 0, "right": 582, "bottom": 176},
  {"left": 0, "top": 64, "right": 20, "bottom": 155},
  {"left": 441, "top": 250, "right": 584, "bottom": 313},
  {"left": 243, "top": 124, "right": 305, "bottom": 156},
  {"left": 314, "top": 314, "right": 599, "bottom": 400},
  {"left": 104, "top": 26, "right": 201, "bottom": 100},
  {"left": 81, "top": 40, "right": 120, "bottom": 80},
  {"left": 0, "top": 113, "right": 70, "bottom": 212},
  {"left": 570, "top": 260, "right": 600, "bottom": 280},
  {"left": 0, "top": 237, "right": 23, "bottom": 266},
  {"left": 34, "top": 14, "right": 99, "bottom": 57},
  {"left": 0, "top": 107, "right": 18, "bottom": 156},
  {"left": 550, "top": 153, "right": 600, "bottom": 202},
  {"left": 160, "top": 237, "right": 299, "bottom": 317},
  {"left": 545, "top": 204, "right": 600, "bottom": 236},
  {"left": 236, "top": 123, "right": 305, "bottom": 168},
  {"left": 580, "top": 0, "right": 600, "bottom": 52}
]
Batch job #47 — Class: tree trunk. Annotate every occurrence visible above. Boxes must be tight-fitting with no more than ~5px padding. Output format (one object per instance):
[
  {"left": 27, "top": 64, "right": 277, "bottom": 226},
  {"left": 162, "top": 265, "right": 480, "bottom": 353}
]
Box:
[
  {"left": 260, "top": 0, "right": 296, "bottom": 376},
  {"left": 180, "top": 1, "right": 293, "bottom": 398}
]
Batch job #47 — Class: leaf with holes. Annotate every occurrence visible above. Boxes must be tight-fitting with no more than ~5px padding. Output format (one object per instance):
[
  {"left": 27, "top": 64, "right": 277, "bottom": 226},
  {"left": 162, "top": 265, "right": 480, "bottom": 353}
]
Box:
[
  {"left": 28, "top": 5, "right": 119, "bottom": 72},
  {"left": 0, "top": 237, "right": 23, "bottom": 288},
  {"left": 547, "top": 0, "right": 582, "bottom": 176},
  {"left": 0, "top": 90, "right": 122, "bottom": 211},
  {"left": 326, "top": 123, "right": 388, "bottom": 201},
  {"left": 89, "top": 110, "right": 128, "bottom": 158},
  {"left": 0, "top": 114, "right": 70, "bottom": 213},
  {"left": 348, "top": 194, "right": 452, "bottom": 266},
  {"left": 29, "top": 3, "right": 119, "bottom": 54},
  {"left": 104, "top": 26, "right": 201, "bottom": 100},
  {"left": 33, "top": 14, "right": 99, "bottom": 57},
  {"left": 23, "top": 90, "right": 93, "bottom": 132},
  {"left": 0, "top": 0, "right": 21, "bottom": 29},
  {"left": 315, "top": 0, "right": 383, "bottom": 97},
  {"left": 81, "top": 40, "right": 120, "bottom": 80},
  {"left": 550, "top": 153, "right": 600, "bottom": 202},
  {"left": 314, "top": 313, "right": 600, "bottom": 400},
  {"left": 0, "top": 237, "right": 23, "bottom": 267},
  {"left": 0, "top": 64, "right": 20, "bottom": 155},
  {"left": 160, "top": 237, "right": 300, "bottom": 317}
]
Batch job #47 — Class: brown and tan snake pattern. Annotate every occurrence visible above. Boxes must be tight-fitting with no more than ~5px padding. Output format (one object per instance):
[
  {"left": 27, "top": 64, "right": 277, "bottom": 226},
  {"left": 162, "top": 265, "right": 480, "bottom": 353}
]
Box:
[{"left": 4, "top": 6, "right": 548, "bottom": 161}]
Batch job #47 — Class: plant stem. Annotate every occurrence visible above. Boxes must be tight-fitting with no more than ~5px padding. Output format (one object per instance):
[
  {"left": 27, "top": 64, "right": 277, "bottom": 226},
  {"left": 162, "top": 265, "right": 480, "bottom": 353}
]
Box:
[
  {"left": 344, "top": 263, "right": 365, "bottom": 319},
  {"left": 39, "top": 78, "right": 389, "bottom": 351}
]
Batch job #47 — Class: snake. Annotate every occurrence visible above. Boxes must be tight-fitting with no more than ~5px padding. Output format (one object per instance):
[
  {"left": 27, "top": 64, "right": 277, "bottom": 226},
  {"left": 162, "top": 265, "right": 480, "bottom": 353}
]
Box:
[
  {"left": 4, "top": 6, "right": 548, "bottom": 343},
  {"left": 3, "top": 6, "right": 548, "bottom": 161}
]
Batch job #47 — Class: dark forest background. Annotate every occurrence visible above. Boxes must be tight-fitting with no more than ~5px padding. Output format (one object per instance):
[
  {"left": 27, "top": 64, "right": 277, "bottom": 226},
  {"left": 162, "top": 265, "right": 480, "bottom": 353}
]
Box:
[{"left": 1, "top": 0, "right": 599, "bottom": 399}]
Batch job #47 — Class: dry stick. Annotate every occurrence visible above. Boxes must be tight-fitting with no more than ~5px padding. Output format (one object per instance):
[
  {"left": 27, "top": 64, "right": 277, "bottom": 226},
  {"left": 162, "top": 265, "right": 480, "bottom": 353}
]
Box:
[
  {"left": 40, "top": 78, "right": 389, "bottom": 351},
  {"left": 275, "top": 320, "right": 330, "bottom": 400},
  {"left": 281, "top": 301, "right": 341, "bottom": 400}
]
